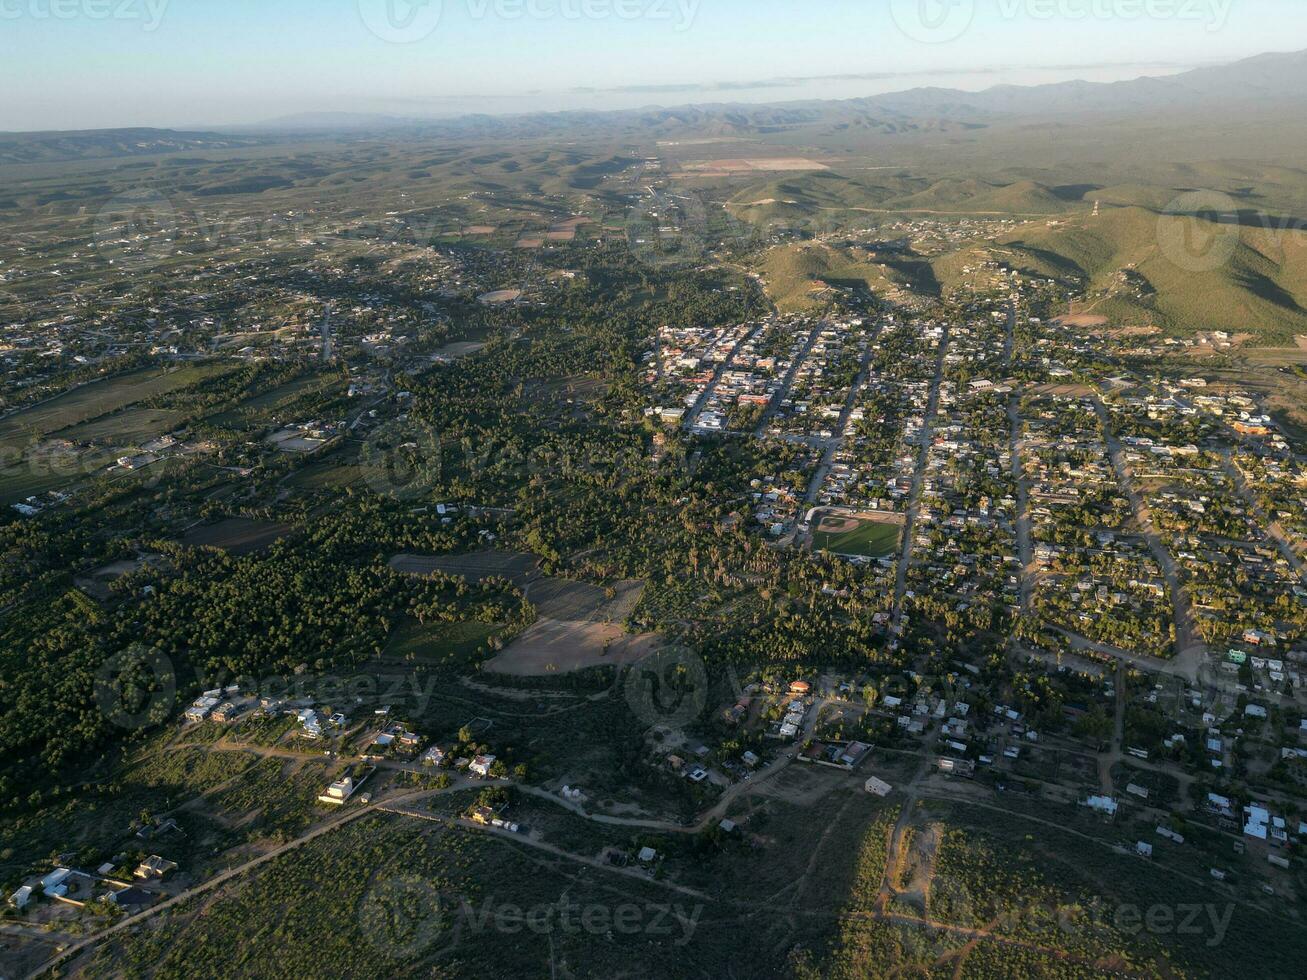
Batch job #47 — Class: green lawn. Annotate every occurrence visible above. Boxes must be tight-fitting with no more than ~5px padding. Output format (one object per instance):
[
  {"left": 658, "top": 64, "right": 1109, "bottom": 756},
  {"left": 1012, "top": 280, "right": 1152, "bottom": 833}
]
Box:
[{"left": 813, "top": 519, "right": 901, "bottom": 559}]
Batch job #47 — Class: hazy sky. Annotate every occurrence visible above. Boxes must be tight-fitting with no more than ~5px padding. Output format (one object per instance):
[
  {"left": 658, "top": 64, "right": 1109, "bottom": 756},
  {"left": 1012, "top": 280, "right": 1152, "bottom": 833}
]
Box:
[{"left": 1, "top": 0, "right": 1303, "bottom": 131}]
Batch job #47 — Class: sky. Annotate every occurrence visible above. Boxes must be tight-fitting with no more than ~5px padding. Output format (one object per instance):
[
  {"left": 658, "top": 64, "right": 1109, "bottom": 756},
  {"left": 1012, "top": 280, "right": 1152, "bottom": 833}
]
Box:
[{"left": 0, "top": 0, "right": 1304, "bottom": 131}]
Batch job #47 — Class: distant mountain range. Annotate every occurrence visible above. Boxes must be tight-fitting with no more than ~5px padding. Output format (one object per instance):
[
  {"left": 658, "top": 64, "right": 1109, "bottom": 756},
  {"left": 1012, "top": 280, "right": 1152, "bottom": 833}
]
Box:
[
  {"left": 252, "top": 48, "right": 1307, "bottom": 137},
  {"left": 3, "top": 49, "right": 1305, "bottom": 162},
  {"left": 0, "top": 128, "right": 267, "bottom": 166}
]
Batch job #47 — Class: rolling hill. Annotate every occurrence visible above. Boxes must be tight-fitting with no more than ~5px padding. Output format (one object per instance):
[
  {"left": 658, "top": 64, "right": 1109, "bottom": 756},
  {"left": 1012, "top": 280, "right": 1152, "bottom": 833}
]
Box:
[
  {"left": 948, "top": 206, "right": 1307, "bottom": 340},
  {"left": 754, "top": 241, "right": 918, "bottom": 312}
]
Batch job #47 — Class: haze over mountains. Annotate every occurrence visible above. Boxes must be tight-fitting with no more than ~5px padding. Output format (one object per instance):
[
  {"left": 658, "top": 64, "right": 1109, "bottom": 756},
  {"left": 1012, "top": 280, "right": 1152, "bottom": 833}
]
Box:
[
  {"left": 3, "top": 48, "right": 1306, "bottom": 163},
  {"left": 256, "top": 47, "right": 1307, "bottom": 135}
]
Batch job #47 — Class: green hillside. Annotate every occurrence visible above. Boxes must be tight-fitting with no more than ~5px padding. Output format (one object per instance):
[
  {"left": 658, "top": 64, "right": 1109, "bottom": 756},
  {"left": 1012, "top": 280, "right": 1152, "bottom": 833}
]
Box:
[
  {"left": 754, "top": 241, "right": 909, "bottom": 312},
  {"left": 985, "top": 206, "right": 1307, "bottom": 339},
  {"left": 727, "top": 172, "right": 1082, "bottom": 226}
]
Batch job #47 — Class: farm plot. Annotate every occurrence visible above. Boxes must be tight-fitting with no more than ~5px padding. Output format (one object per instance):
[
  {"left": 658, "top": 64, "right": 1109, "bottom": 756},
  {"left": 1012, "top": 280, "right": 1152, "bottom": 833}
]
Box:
[
  {"left": 182, "top": 517, "right": 293, "bottom": 555},
  {"left": 0, "top": 364, "right": 225, "bottom": 450}
]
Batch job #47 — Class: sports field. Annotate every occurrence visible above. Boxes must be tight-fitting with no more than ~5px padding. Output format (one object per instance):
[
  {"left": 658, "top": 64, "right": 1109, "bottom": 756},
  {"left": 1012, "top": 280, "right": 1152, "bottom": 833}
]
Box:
[{"left": 812, "top": 515, "right": 901, "bottom": 558}]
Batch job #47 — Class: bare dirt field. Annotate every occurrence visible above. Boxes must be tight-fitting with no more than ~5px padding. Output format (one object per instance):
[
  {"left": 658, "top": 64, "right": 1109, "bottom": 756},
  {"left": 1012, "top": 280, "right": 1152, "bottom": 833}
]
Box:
[
  {"left": 1032, "top": 383, "right": 1096, "bottom": 397},
  {"left": 483, "top": 621, "right": 659, "bottom": 676},
  {"left": 182, "top": 518, "right": 292, "bottom": 556},
  {"left": 1054, "top": 314, "right": 1110, "bottom": 328},
  {"left": 678, "top": 158, "right": 829, "bottom": 175},
  {"left": 1246, "top": 341, "right": 1307, "bottom": 366},
  {"left": 477, "top": 289, "right": 522, "bottom": 305},
  {"left": 74, "top": 558, "right": 147, "bottom": 600},
  {"left": 430, "top": 341, "right": 486, "bottom": 361},
  {"left": 391, "top": 552, "right": 654, "bottom": 674},
  {"left": 462, "top": 225, "right": 496, "bottom": 235},
  {"left": 515, "top": 237, "right": 544, "bottom": 249}
]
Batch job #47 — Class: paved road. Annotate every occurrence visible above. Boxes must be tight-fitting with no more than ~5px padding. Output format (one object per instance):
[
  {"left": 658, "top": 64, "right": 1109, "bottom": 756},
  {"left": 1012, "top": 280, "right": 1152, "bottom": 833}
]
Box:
[
  {"left": 682, "top": 324, "right": 762, "bottom": 431},
  {"left": 892, "top": 326, "right": 950, "bottom": 633},
  {"left": 803, "top": 323, "right": 885, "bottom": 507},
  {"left": 1001, "top": 301, "right": 1036, "bottom": 614},
  {"left": 753, "top": 320, "right": 826, "bottom": 438},
  {"left": 1092, "top": 396, "right": 1206, "bottom": 681},
  {"left": 1220, "top": 449, "right": 1307, "bottom": 583}
]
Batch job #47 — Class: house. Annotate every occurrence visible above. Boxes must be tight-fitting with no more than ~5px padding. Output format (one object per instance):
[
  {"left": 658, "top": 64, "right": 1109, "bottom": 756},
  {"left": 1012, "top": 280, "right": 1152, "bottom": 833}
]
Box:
[
  {"left": 211, "top": 701, "right": 249, "bottom": 724},
  {"left": 1244, "top": 804, "right": 1271, "bottom": 840},
  {"left": 638, "top": 847, "right": 657, "bottom": 864},
  {"left": 9, "top": 885, "right": 33, "bottom": 909},
  {"left": 184, "top": 696, "right": 220, "bottom": 722},
  {"left": 935, "top": 758, "right": 974, "bottom": 777},
  {"left": 420, "top": 745, "right": 447, "bottom": 767},
  {"left": 41, "top": 868, "right": 72, "bottom": 896},
  {"left": 1084, "top": 796, "right": 1118, "bottom": 818},
  {"left": 470, "top": 754, "right": 496, "bottom": 778},
  {"left": 838, "top": 742, "right": 872, "bottom": 768},
  {"left": 108, "top": 886, "right": 154, "bottom": 912},
  {"left": 1136, "top": 841, "right": 1153, "bottom": 858},
  {"left": 318, "top": 777, "right": 357, "bottom": 805},
  {"left": 134, "top": 856, "right": 178, "bottom": 880},
  {"left": 865, "top": 776, "right": 893, "bottom": 797}
]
